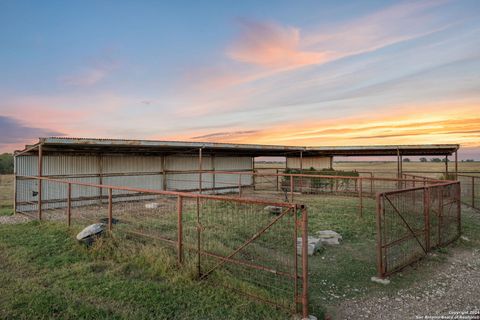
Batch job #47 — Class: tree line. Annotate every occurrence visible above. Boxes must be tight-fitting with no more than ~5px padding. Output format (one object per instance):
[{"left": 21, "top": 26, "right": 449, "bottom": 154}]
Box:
[{"left": 0, "top": 153, "right": 14, "bottom": 174}]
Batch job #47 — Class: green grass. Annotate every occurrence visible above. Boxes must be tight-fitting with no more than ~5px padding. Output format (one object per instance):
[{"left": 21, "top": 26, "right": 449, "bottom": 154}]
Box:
[{"left": 0, "top": 221, "right": 289, "bottom": 320}]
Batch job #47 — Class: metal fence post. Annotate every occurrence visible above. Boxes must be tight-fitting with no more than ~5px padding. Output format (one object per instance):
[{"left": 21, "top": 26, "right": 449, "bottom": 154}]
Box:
[
  {"left": 472, "top": 176, "right": 475, "bottom": 208},
  {"left": 38, "top": 144, "right": 43, "bottom": 220},
  {"left": 293, "top": 204, "right": 299, "bottom": 314},
  {"left": 177, "top": 195, "right": 183, "bottom": 264},
  {"left": 108, "top": 188, "right": 113, "bottom": 232},
  {"left": 424, "top": 187, "right": 430, "bottom": 250},
  {"left": 457, "top": 182, "right": 462, "bottom": 238},
  {"left": 376, "top": 193, "right": 384, "bottom": 278},
  {"left": 438, "top": 187, "right": 443, "bottom": 247},
  {"left": 67, "top": 183, "right": 71, "bottom": 227},
  {"left": 301, "top": 206, "right": 309, "bottom": 319},
  {"left": 358, "top": 177, "right": 363, "bottom": 217},
  {"left": 196, "top": 197, "right": 201, "bottom": 277},
  {"left": 276, "top": 169, "right": 279, "bottom": 192}
]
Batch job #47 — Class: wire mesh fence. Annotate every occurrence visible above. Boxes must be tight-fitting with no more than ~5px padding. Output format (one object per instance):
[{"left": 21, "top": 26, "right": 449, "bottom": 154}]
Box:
[
  {"left": 457, "top": 175, "right": 480, "bottom": 210},
  {"left": 376, "top": 181, "right": 461, "bottom": 277},
  {"left": 15, "top": 175, "right": 308, "bottom": 317}
]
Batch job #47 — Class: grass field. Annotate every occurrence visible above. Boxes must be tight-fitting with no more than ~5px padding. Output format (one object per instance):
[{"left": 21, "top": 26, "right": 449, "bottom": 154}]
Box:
[
  {"left": 0, "top": 174, "right": 13, "bottom": 216},
  {"left": 1, "top": 167, "right": 480, "bottom": 319}
]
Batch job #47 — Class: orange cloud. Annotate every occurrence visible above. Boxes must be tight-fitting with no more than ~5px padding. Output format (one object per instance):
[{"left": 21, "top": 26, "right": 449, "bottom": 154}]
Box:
[
  {"left": 227, "top": 20, "right": 329, "bottom": 69},
  {"left": 172, "top": 101, "right": 480, "bottom": 149}
]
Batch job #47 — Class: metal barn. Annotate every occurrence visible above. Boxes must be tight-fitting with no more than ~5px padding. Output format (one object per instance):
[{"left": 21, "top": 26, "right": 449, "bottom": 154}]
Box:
[{"left": 14, "top": 137, "right": 459, "bottom": 213}]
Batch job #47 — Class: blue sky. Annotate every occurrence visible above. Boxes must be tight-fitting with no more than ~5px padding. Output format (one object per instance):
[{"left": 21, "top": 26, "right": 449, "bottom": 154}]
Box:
[{"left": 1, "top": 0, "right": 479, "bottom": 158}]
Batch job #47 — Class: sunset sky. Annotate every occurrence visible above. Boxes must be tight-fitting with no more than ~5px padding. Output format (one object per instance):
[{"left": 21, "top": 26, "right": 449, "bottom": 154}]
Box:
[{"left": 1, "top": 1, "right": 479, "bottom": 158}]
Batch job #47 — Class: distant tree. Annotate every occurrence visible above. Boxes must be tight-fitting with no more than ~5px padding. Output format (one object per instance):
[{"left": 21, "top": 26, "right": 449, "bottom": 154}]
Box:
[
  {"left": 419, "top": 157, "right": 427, "bottom": 163},
  {"left": 441, "top": 158, "right": 450, "bottom": 163},
  {"left": 431, "top": 158, "right": 442, "bottom": 163},
  {"left": 403, "top": 158, "right": 411, "bottom": 162},
  {"left": 465, "top": 159, "right": 475, "bottom": 162},
  {"left": 0, "top": 153, "right": 14, "bottom": 174}
]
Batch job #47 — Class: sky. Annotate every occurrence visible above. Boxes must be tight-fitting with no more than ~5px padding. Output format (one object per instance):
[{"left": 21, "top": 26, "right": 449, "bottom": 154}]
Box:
[{"left": 1, "top": 0, "right": 479, "bottom": 159}]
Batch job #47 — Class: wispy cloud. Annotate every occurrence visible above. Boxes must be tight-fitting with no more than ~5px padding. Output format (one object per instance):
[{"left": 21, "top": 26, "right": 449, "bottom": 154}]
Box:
[
  {"left": 60, "top": 51, "right": 119, "bottom": 87},
  {"left": 191, "top": 130, "right": 259, "bottom": 141},
  {"left": 227, "top": 19, "right": 330, "bottom": 69}
]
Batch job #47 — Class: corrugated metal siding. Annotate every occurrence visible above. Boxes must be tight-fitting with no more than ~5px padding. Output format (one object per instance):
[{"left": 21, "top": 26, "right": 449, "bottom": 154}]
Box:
[
  {"left": 102, "top": 155, "right": 163, "bottom": 173},
  {"left": 287, "top": 156, "right": 332, "bottom": 170},
  {"left": 15, "top": 154, "right": 253, "bottom": 211}
]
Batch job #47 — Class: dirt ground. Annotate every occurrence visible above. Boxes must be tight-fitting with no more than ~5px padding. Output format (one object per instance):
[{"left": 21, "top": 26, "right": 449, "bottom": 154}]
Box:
[{"left": 333, "top": 247, "right": 480, "bottom": 320}]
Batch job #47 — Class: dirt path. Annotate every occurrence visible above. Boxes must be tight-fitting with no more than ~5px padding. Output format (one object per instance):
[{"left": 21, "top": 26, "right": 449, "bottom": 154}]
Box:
[{"left": 334, "top": 248, "right": 480, "bottom": 320}]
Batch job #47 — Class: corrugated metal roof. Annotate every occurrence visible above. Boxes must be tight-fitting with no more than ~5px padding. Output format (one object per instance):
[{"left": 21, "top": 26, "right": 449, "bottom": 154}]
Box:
[{"left": 15, "top": 137, "right": 460, "bottom": 156}]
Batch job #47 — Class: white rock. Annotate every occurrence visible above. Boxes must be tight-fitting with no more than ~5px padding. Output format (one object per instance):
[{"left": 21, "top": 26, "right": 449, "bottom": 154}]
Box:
[
  {"left": 264, "top": 206, "right": 283, "bottom": 214},
  {"left": 76, "top": 223, "right": 106, "bottom": 241},
  {"left": 145, "top": 202, "right": 160, "bottom": 209},
  {"left": 297, "top": 236, "right": 323, "bottom": 256},
  {"left": 316, "top": 230, "right": 342, "bottom": 245},
  {"left": 371, "top": 276, "right": 390, "bottom": 285},
  {"left": 461, "top": 235, "right": 470, "bottom": 242}
]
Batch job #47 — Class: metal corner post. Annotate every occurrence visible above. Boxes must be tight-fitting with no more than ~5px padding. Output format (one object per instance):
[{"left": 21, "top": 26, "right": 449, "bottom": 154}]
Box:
[
  {"left": 177, "top": 195, "right": 184, "bottom": 264},
  {"left": 301, "top": 205, "right": 309, "bottom": 319},
  {"left": 375, "top": 192, "right": 384, "bottom": 278},
  {"left": 37, "top": 144, "right": 43, "bottom": 220}
]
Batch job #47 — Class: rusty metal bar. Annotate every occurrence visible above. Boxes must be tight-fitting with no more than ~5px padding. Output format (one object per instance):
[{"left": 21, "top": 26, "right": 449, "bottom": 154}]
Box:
[
  {"left": 200, "top": 207, "right": 294, "bottom": 280},
  {"left": 301, "top": 206, "right": 309, "bottom": 319},
  {"left": 293, "top": 204, "right": 299, "bottom": 313},
  {"left": 196, "top": 197, "right": 201, "bottom": 277},
  {"left": 376, "top": 193, "right": 384, "bottom": 277},
  {"left": 212, "top": 154, "right": 216, "bottom": 194},
  {"left": 276, "top": 169, "right": 279, "bottom": 191},
  {"left": 384, "top": 195, "right": 427, "bottom": 253},
  {"left": 199, "top": 148, "right": 203, "bottom": 193},
  {"left": 37, "top": 144, "right": 43, "bottom": 221},
  {"left": 67, "top": 183, "right": 71, "bottom": 227},
  {"left": 252, "top": 158, "right": 256, "bottom": 190},
  {"left": 22, "top": 175, "right": 295, "bottom": 207},
  {"left": 177, "top": 195, "right": 183, "bottom": 264},
  {"left": 108, "top": 188, "right": 113, "bottom": 232},
  {"left": 457, "top": 182, "right": 461, "bottom": 238},
  {"left": 438, "top": 187, "right": 443, "bottom": 247}
]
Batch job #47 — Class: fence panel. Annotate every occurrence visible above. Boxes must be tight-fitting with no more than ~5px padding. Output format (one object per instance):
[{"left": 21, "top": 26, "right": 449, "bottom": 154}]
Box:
[
  {"left": 377, "top": 182, "right": 461, "bottom": 277},
  {"left": 15, "top": 175, "right": 307, "bottom": 317}
]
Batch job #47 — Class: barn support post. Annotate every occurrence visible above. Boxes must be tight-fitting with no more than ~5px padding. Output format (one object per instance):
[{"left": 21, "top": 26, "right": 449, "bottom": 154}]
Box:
[
  {"left": 445, "top": 155, "right": 449, "bottom": 179},
  {"left": 108, "top": 188, "right": 113, "bottom": 232},
  {"left": 212, "top": 154, "right": 216, "bottom": 194},
  {"left": 396, "top": 148, "right": 401, "bottom": 179},
  {"left": 37, "top": 144, "right": 43, "bottom": 221},
  {"left": 13, "top": 154, "right": 17, "bottom": 214},
  {"left": 329, "top": 156, "right": 333, "bottom": 169},
  {"left": 454, "top": 151, "right": 458, "bottom": 180},
  {"left": 98, "top": 154, "right": 103, "bottom": 204},
  {"left": 162, "top": 155, "right": 167, "bottom": 191},
  {"left": 252, "top": 157, "right": 256, "bottom": 190},
  {"left": 198, "top": 148, "right": 203, "bottom": 194},
  {"left": 67, "top": 183, "right": 72, "bottom": 227},
  {"left": 299, "top": 151, "right": 303, "bottom": 194}
]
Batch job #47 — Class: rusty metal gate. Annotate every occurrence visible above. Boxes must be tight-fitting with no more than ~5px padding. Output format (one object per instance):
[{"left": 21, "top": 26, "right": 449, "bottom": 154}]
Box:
[
  {"left": 376, "top": 181, "right": 461, "bottom": 277},
  {"left": 181, "top": 198, "right": 309, "bottom": 316}
]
